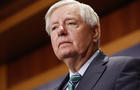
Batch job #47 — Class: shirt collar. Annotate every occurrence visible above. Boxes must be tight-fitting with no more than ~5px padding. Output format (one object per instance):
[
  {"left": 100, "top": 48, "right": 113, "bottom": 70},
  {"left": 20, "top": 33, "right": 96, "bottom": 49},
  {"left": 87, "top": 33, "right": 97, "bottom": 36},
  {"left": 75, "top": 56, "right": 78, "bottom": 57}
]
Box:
[{"left": 69, "top": 50, "right": 100, "bottom": 77}]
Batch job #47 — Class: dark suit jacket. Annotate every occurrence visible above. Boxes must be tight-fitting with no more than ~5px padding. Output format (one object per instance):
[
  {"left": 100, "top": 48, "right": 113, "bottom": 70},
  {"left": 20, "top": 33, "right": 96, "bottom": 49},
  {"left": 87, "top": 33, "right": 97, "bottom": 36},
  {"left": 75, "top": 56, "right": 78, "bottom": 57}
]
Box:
[{"left": 54, "top": 50, "right": 140, "bottom": 90}]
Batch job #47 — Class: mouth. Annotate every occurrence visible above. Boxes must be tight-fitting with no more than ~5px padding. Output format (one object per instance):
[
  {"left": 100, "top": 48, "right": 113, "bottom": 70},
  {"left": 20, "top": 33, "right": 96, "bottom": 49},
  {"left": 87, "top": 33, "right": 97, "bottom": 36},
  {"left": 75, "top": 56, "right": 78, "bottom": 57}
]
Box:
[{"left": 58, "top": 41, "right": 72, "bottom": 48}]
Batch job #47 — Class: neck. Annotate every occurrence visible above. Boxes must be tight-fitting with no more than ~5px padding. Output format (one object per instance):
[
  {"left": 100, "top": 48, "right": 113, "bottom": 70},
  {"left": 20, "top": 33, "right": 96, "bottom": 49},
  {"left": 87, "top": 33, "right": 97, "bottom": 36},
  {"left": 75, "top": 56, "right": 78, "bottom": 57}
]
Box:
[{"left": 63, "top": 46, "right": 98, "bottom": 73}]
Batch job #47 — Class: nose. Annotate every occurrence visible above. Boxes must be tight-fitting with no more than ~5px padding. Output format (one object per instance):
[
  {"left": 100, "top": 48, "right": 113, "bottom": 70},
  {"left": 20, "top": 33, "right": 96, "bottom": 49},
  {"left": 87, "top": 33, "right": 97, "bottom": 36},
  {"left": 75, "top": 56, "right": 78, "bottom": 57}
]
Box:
[{"left": 57, "top": 25, "right": 67, "bottom": 36}]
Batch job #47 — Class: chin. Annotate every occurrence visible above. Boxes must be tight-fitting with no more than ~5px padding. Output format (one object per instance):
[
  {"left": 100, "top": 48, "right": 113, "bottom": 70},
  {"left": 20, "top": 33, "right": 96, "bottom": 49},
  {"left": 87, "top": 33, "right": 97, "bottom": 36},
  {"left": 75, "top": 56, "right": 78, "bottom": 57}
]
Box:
[
  {"left": 58, "top": 52, "right": 77, "bottom": 60},
  {"left": 57, "top": 53, "right": 70, "bottom": 60}
]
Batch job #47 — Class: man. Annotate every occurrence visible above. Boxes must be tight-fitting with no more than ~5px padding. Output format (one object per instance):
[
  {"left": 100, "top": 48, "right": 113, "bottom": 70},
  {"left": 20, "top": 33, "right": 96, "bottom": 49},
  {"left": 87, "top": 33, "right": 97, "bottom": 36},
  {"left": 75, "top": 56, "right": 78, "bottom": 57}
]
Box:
[{"left": 45, "top": 0, "right": 140, "bottom": 90}]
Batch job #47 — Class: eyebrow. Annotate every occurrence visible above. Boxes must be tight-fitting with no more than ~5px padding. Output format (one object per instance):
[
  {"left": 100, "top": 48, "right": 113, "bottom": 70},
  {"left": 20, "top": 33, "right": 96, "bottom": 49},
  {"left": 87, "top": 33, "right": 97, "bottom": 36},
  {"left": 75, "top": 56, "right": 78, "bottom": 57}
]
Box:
[
  {"left": 50, "top": 16, "right": 77, "bottom": 26},
  {"left": 50, "top": 21, "right": 59, "bottom": 27},
  {"left": 64, "top": 16, "right": 77, "bottom": 21}
]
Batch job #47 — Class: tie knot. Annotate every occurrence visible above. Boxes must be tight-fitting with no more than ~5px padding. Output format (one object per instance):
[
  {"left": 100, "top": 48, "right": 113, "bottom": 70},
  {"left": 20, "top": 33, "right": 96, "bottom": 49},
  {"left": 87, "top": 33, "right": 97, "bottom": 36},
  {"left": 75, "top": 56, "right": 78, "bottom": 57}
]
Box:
[
  {"left": 69, "top": 73, "right": 82, "bottom": 86},
  {"left": 67, "top": 73, "right": 82, "bottom": 90}
]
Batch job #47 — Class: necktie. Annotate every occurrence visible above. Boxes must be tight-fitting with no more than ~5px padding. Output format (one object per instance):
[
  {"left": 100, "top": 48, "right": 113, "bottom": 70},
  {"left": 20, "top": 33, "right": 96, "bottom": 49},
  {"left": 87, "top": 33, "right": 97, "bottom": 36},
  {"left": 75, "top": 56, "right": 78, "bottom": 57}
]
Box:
[{"left": 68, "top": 73, "right": 82, "bottom": 90}]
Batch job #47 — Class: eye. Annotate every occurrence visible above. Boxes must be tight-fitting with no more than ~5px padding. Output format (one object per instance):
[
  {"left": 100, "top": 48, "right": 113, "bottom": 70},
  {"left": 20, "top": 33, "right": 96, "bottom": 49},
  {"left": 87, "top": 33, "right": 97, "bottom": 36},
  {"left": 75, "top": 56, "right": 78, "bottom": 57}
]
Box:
[
  {"left": 66, "top": 20, "right": 77, "bottom": 26},
  {"left": 51, "top": 25, "right": 58, "bottom": 31},
  {"left": 68, "top": 22, "right": 76, "bottom": 25},
  {"left": 52, "top": 26, "right": 57, "bottom": 31}
]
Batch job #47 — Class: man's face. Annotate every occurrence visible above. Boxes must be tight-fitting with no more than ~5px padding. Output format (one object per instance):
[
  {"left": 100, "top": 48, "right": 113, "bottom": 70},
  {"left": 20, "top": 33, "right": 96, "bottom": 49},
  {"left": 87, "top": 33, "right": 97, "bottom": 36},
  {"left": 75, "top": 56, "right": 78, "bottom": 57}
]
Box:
[{"left": 49, "top": 4, "right": 95, "bottom": 60}]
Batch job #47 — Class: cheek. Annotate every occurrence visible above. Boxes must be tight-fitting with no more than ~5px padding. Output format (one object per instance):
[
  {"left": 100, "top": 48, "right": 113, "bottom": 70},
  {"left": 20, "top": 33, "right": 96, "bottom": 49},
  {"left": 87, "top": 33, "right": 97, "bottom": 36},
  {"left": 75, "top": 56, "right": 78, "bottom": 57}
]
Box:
[
  {"left": 72, "top": 31, "right": 92, "bottom": 51},
  {"left": 51, "top": 35, "right": 58, "bottom": 52}
]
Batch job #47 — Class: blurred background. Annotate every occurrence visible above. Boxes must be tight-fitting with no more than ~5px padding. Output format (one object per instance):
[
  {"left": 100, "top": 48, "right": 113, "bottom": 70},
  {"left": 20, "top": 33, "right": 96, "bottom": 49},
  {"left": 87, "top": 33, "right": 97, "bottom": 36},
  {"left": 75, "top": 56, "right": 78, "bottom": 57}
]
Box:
[{"left": 0, "top": 0, "right": 140, "bottom": 90}]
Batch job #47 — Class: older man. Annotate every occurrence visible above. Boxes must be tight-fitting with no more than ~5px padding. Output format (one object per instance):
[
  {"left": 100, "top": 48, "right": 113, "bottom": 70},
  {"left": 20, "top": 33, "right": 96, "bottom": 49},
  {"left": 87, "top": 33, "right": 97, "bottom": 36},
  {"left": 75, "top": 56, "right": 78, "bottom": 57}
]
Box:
[{"left": 45, "top": 0, "right": 140, "bottom": 90}]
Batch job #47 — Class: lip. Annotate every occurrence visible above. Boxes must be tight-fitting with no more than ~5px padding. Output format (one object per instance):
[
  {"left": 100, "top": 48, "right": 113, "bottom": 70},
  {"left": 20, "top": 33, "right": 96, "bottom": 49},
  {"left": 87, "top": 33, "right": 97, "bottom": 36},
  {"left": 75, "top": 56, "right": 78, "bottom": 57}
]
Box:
[{"left": 58, "top": 41, "right": 72, "bottom": 48}]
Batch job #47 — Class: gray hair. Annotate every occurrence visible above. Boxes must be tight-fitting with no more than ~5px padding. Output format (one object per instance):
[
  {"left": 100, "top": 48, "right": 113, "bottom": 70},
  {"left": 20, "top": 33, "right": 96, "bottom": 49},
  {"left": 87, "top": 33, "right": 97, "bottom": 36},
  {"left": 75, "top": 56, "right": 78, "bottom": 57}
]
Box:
[{"left": 45, "top": 0, "right": 100, "bottom": 40}]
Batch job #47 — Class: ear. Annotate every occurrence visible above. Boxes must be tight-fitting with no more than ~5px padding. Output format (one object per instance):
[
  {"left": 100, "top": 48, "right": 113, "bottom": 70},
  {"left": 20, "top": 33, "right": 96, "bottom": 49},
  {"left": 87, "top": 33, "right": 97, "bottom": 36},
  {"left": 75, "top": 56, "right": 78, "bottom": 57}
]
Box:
[{"left": 92, "top": 24, "right": 99, "bottom": 43}]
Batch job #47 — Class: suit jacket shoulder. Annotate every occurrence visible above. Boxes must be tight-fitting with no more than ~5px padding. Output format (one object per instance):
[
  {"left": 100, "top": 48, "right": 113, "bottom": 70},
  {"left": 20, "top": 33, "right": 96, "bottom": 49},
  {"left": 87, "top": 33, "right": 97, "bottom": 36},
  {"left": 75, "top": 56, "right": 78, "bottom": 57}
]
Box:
[{"left": 107, "top": 56, "right": 140, "bottom": 90}]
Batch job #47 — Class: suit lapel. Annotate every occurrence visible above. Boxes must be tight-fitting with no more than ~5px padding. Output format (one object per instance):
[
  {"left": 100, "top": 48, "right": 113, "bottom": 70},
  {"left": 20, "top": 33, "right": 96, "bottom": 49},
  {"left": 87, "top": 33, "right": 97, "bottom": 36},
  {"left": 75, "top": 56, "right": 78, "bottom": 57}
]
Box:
[
  {"left": 76, "top": 51, "right": 108, "bottom": 90},
  {"left": 54, "top": 74, "right": 69, "bottom": 90}
]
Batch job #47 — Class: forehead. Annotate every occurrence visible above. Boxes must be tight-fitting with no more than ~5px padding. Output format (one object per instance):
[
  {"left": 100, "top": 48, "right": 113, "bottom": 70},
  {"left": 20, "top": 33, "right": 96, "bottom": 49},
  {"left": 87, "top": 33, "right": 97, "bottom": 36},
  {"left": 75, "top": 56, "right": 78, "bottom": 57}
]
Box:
[{"left": 50, "top": 4, "right": 81, "bottom": 22}]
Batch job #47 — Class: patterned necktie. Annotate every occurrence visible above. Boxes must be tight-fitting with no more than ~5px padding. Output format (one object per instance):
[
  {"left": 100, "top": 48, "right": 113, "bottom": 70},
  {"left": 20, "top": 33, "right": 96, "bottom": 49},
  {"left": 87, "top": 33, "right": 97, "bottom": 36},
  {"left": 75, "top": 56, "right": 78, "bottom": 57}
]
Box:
[{"left": 68, "top": 73, "right": 82, "bottom": 90}]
